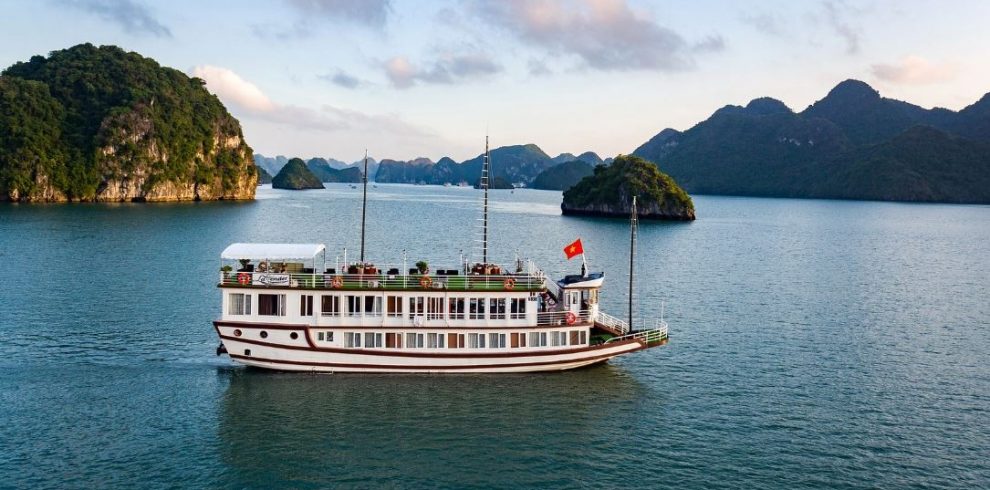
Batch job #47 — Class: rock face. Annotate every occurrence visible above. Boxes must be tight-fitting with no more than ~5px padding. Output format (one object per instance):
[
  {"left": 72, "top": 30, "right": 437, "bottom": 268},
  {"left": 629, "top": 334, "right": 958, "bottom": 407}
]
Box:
[
  {"left": 531, "top": 160, "right": 594, "bottom": 190},
  {"left": 272, "top": 158, "right": 324, "bottom": 190},
  {"left": 562, "top": 155, "right": 695, "bottom": 220},
  {"left": 0, "top": 44, "right": 256, "bottom": 202},
  {"left": 633, "top": 79, "right": 990, "bottom": 204}
]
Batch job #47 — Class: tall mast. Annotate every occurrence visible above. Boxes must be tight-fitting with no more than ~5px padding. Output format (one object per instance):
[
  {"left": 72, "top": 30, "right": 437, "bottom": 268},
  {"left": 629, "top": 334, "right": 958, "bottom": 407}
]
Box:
[
  {"left": 482, "top": 135, "right": 489, "bottom": 265},
  {"left": 360, "top": 149, "right": 368, "bottom": 263},
  {"left": 628, "top": 195, "right": 638, "bottom": 332}
]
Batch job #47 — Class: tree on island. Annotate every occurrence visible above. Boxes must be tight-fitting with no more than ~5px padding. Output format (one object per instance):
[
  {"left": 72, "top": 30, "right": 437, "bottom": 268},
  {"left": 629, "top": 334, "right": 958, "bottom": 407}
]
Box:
[{"left": 562, "top": 154, "right": 695, "bottom": 220}]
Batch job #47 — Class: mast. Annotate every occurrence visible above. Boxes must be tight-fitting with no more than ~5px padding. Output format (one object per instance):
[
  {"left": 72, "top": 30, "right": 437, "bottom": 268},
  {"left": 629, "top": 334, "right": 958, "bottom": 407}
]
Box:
[
  {"left": 628, "top": 195, "right": 638, "bottom": 332},
  {"left": 360, "top": 149, "right": 368, "bottom": 263},
  {"left": 482, "top": 135, "right": 489, "bottom": 265}
]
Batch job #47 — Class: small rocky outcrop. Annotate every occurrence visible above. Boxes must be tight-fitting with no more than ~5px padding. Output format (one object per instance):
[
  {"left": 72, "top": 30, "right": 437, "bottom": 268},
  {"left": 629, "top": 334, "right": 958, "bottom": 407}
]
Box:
[
  {"left": 272, "top": 158, "right": 324, "bottom": 190},
  {"left": 561, "top": 154, "right": 695, "bottom": 220}
]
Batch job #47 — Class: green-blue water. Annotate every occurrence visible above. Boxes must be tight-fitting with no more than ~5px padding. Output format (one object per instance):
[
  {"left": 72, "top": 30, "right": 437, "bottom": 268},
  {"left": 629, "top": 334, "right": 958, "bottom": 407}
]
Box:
[{"left": 1, "top": 185, "right": 988, "bottom": 489}]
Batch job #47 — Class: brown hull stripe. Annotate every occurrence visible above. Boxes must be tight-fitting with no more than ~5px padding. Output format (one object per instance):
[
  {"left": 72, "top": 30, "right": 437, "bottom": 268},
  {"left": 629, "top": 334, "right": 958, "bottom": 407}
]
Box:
[
  {"left": 220, "top": 334, "right": 644, "bottom": 359},
  {"left": 227, "top": 348, "right": 637, "bottom": 371}
]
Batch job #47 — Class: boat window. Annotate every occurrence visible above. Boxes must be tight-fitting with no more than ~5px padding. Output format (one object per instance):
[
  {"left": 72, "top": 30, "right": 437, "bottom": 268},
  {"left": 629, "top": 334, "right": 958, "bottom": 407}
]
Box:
[
  {"left": 569, "top": 330, "right": 580, "bottom": 345},
  {"left": 488, "top": 333, "right": 506, "bottom": 349},
  {"left": 321, "top": 295, "right": 340, "bottom": 317},
  {"left": 345, "top": 332, "right": 361, "bottom": 348},
  {"left": 406, "top": 332, "right": 424, "bottom": 348},
  {"left": 551, "top": 331, "right": 567, "bottom": 347},
  {"left": 448, "top": 298, "right": 465, "bottom": 320},
  {"left": 300, "top": 295, "right": 314, "bottom": 316},
  {"left": 364, "top": 296, "right": 382, "bottom": 317},
  {"left": 447, "top": 333, "right": 463, "bottom": 348},
  {"left": 364, "top": 332, "right": 383, "bottom": 348},
  {"left": 409, "top": 297, "right": 425, "bottom": 318},
  {"left": 386, "top": 296, "right": 403, "bottom": 317},
  {"left": 258, "top": 294, "right": 286, "bottom": 316},
  {"left": 528, "top": 332, "right": 547, "bottom": 347},
  {"left": 510, "top": 298, "right": 526, "bottom": 319},
  {"left": 228, "top": 293, "right": 252, "bottom": 315},
  {"left": 489, "top": 298, "right": 506, "bottom": 319},
  {"left": 427, "top": 297, "right": 444, "bottom": 320},
  {"left": 469, "top": 298, "right": 485, "bottom": 320},
  {"left": 427, "top": 332, "right": 445, "bottom": 348}
]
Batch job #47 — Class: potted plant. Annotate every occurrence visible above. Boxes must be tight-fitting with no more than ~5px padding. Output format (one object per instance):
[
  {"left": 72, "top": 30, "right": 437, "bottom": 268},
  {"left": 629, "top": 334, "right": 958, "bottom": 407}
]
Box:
[{"left": 416, "top": 260, "right": 429, "bottom": 274}]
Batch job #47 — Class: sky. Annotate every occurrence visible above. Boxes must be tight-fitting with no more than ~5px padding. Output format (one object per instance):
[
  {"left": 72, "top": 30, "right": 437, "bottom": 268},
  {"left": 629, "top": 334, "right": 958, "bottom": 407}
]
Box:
[{"left": 1, "top": 0, "right": 989, "bottom": 162}]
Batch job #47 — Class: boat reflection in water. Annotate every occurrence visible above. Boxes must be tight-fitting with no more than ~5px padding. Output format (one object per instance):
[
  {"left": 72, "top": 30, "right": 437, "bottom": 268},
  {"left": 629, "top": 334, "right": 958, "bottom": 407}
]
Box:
[{"left": 216, "top": 365, "right": 649, "bottom": 487}]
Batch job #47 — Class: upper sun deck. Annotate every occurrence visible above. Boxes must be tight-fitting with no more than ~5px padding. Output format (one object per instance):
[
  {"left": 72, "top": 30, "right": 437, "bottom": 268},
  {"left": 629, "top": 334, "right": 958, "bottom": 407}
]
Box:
[{"left": 218, "top": 243, "right": 550, "bottom": 293}]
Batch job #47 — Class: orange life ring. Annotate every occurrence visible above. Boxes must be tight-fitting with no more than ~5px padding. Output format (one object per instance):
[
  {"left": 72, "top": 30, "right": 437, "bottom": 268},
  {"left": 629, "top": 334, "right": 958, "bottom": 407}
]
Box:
[
  {"left": 236, "top": 272, "right": 251, "bottom": 285},
  {"left": 331, "top": 276, "right": 343, "bottom": 288},
  {"left": 565, "top": 311, "right": 577, "bottom": 325},
  {"left": 420, "top": 276, "right": 433, "bottom": 288},
  {"left": 503, "top": 278, "right": 516, "bottom": 290}
]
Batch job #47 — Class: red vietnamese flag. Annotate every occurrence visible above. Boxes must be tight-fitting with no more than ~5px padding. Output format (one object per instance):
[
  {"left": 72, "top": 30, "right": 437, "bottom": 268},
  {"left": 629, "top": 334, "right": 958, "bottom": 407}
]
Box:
[{"left": 563, "top": 238, "right": 584, "bottom": 260}]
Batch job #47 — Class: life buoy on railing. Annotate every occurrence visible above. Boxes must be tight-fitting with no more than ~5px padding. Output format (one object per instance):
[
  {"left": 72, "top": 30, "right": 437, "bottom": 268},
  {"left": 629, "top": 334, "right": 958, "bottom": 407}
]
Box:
[
  {"left": 331, "top": 276, "right": 344, "bottom": 288},
  {"left": 236, "top": 272, "right": 251, "bottom": 285},
  {"left": 565, "top": 311, "right": 577, "bottom": 325},
  {"left": 503, "top": 278, "right": 516, "bottom": 290},
  {"left": 420, "top": 276, "right": 433, "bottom": 288}
]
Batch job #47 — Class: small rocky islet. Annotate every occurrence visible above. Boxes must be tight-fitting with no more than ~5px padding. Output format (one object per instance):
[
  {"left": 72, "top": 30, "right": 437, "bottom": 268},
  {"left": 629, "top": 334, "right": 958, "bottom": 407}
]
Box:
[
  {"left": 561, "top": 155, "right": 695, "bottom": 221},
  {"left": 271, "top": 158, "right": 325, "bottom": 190}
]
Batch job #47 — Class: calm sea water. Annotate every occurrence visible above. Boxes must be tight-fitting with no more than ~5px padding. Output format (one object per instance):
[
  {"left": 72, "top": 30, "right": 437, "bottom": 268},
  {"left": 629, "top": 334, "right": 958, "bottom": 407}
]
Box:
[{"left": 1, "top": 185, "right": 987, "bottom": 489}]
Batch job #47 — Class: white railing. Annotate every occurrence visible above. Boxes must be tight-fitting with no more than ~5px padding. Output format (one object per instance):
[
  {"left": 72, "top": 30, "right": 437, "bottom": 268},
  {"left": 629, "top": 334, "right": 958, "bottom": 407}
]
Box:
[
  {"left": 536, "top": 309, "right": 592, "bottom": 326},
  {"left": 594, "top": 310, "right": 631, "bottom": 335},
  {"left": 604, "top": 320, "right": 668, "bottom": 345},
  {"left": 219, "top": 270, "right": 546, "bottom": 291}
]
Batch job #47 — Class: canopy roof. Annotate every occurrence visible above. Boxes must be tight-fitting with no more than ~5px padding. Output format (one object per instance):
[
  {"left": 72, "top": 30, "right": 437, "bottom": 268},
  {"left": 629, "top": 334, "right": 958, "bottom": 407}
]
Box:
[{"left": 221, "top": 243, "right": 326, "bottom": 260}]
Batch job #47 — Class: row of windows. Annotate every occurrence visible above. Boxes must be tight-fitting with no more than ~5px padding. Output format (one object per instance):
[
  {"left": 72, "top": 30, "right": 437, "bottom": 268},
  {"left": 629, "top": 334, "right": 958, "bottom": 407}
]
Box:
[
  {"left": 229, "top": 293, "right": 531, "bottom": 320},
  {"left": 325, "top": 330, "right": 589, "bottom": 349}
]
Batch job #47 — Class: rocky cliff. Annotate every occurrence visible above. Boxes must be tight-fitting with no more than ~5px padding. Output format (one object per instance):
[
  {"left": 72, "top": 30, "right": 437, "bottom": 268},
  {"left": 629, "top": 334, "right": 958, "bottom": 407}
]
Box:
[
  {"left": 0, "top": 44, "right": 256, "bottom": 202},
  {"left": 562, "top": 155, "right": 695, "bottom": 220}
]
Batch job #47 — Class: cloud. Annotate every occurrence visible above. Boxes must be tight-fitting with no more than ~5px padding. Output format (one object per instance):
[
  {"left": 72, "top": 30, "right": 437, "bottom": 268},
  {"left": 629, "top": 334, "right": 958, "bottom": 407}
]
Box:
[
  {"left": 384, "top": 53, "right": 502, "bottom": 89},
  {"left": 692, "top": 35, "right": 725, "bottom": 53},
  {"left": 871, "top": 56, "right": 958, "bottom": 85},
  {"left": 469, "top": 0, "right": 722, "bottom": 71},
  {"left": 527, "top": 59, "right": 552, "bottom": 76},
  {"left": 320, "top": 70, "right": 365, "bottom": 89},
  {"left": 55, "top": 0, "right": 171, "bottom": 37},
  {"left": 821, "top": 0, "right": 861, "bottom": 55},
  {"left": 190, "top": 65, "right": 433, "bottom": 139},
  {"left": 285, "top": 0, "right": 391, "bottom": 28},
  {"left": 740, "top": 12, "right": 785, "bottom": 37}
]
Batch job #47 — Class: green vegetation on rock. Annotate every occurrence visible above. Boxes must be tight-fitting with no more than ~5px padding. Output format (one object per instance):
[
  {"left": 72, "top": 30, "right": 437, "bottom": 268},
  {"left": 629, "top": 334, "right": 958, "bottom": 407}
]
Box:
[
  {"left": 531, "top": 160, "right": 594, "bottom": 190},
  {"left": 272, "top": 158, "right": 324, "bottom": 190},
  {"left": 562, "top": 155, "right": 694, "bottom": 220},
  {"left": 256, "top": 165, "right": 272, "bottom": 185},
  {"left": 633, "top": 79, "right": 990, "bottom": 203},
  {"left": 0, "top": 43, "right": 256, "bottom": 202}
]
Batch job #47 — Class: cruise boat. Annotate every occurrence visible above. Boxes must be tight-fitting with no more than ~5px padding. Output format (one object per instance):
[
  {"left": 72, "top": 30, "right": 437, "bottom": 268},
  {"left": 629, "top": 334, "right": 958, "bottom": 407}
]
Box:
[{"left": 213, "top": 141, "right": 669, "bottom": 373}]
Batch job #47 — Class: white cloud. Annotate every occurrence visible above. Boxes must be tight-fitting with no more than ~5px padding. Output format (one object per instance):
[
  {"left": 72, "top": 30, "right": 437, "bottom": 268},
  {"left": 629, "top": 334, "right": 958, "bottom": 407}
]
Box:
[
  {"left": 190, "top": 65, "right": 434, "bottom": 138},
  {"left": 470, "top": 0, "right": 723, "bottom": 71},
  {"left": 871, "top": 56, "right": 958, "bottom": 85},
  {"left": 383, "top": 53, "right": 501, "bottom": 89}
]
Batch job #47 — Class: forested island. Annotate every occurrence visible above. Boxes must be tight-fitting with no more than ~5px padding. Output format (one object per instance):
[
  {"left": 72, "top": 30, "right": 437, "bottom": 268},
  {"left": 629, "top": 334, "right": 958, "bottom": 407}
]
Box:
[
  {"left": 633, "top": 80, "right": 990, "bottom": 203},
  {"left": 0, "top": 44, "right": 256, "bottom": 202},
  {"left": 561, "top": 155, "right": 695, "bottom": 220},
  {"left": 272, "top": 158, "right": 324, "bottom": 190}
]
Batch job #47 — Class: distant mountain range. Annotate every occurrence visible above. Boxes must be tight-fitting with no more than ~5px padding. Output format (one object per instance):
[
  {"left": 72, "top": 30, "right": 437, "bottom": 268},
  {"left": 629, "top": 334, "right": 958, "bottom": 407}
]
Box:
[
  {"left": 254, "top": 148, "right": 612, "bottom": 188},
  {"left": 633, "top": 80, "right": 990, "bottom": 203}
]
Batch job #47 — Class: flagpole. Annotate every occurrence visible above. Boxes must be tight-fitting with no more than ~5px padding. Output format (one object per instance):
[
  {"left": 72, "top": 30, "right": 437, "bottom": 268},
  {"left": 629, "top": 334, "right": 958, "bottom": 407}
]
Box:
[{"left": 581, "top": 252, "right": 588, "bottom": 277}]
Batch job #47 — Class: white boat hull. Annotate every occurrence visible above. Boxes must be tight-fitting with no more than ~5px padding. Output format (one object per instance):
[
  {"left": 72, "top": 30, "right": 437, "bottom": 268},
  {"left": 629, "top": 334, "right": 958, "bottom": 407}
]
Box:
[{"left": 216, "top": 324, "right": 647, "bottom": 373}]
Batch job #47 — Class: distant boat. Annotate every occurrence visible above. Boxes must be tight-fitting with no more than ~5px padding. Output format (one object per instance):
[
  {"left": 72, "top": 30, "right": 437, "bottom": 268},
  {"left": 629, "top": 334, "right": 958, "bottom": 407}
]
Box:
[
  {"left": 443, "top": 182, "right": 452, "bottom": 187},
  {"left": 350, "top": 184, "right": 357, "bottom": 189}
]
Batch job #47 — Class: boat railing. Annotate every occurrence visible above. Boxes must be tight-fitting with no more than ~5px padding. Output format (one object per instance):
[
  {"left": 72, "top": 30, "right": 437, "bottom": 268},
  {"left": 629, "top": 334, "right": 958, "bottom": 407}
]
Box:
[
  {"left": 535, "top": 309, "right": 593, "bottom": 326},
  {"left": 604, "top": 320, "right": 668, "bottom": 345},
  {"left": 594, "top": 310, "right": 631, "bottom": 335},
  {"left": 219, "top": 270, "right": 546, "bottom": 292}
]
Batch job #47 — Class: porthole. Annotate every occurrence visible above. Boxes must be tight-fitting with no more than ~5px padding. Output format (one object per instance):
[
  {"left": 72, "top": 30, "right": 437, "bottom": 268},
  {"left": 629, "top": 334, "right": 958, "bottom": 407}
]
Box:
[
  {"left": 244, "top": 349, "right": 251, "bottom": 356},
  {"left": 260, "top": 331, "right": 268, "bottom": 339},
  {"left": 233, "top": 329, "right": 242, "bottom": 337},
  {"left": 290, "top": 332, "right": 299, "bottom": 340}
]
